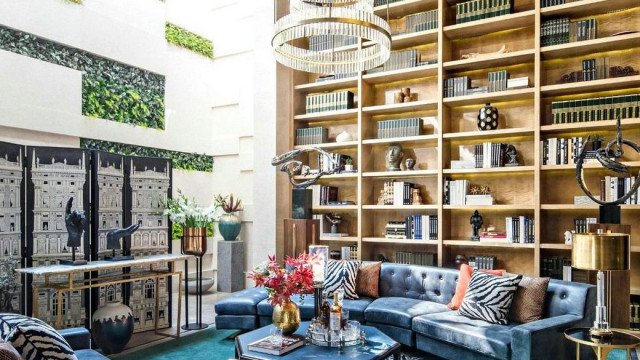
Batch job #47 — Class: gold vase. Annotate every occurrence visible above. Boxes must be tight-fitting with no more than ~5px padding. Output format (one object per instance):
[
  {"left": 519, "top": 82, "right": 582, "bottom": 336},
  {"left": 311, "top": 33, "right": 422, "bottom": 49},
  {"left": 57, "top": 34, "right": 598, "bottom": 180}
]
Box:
[
  {"left": 182, "top": 227, "right": 207, "bottom": 256},
  {"left": 272, "top": 300, "right": 300, "bottom": 335}
]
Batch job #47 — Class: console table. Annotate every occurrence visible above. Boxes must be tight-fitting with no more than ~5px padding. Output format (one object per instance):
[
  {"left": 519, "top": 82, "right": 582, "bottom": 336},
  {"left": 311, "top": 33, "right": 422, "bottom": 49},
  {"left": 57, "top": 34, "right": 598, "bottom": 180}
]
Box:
[{"left": 16, "top": 254, "right": 192, "bottom": 338}]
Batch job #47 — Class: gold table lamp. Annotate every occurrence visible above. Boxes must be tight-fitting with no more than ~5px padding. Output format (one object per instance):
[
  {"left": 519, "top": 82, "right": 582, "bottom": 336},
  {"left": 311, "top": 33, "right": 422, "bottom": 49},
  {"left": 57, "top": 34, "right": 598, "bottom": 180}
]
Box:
[{"left": 572, "top": 231, "right": 630, "bottom": 337}]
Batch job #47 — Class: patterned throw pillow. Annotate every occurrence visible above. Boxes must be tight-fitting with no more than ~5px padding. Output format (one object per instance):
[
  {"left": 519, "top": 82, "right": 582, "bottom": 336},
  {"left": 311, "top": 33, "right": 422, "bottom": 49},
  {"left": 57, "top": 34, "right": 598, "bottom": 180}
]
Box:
[
  {"left": 355, "top": 261, "right": 381, "bottom": 299},
  {"left": 459, "top": 270, "right": 522, "bottom": 325},
  {"left": 0, "top": 340, "right": 20, "bottom": 360},
  {"left": 0, "top": 314, "right": 77, "bottom": 360},
  {"left": 448, "top": 264, "right": 505, "bottom": 310},
  {"left": 508, "top": 276, "right": 550, "bottom": 323},
  {"left": 324, "top": 260, "right": 361, "bottom": 299}
]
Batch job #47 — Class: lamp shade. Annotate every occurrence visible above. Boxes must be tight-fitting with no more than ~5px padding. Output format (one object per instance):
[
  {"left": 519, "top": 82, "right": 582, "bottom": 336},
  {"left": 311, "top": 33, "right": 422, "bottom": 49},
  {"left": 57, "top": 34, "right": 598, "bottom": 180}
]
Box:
[
  {"left": 571, "top": 233, "right": 630, "bottom": 271},
  {"left": 309, "top": 245, "right": 329, "bottom": 283}
]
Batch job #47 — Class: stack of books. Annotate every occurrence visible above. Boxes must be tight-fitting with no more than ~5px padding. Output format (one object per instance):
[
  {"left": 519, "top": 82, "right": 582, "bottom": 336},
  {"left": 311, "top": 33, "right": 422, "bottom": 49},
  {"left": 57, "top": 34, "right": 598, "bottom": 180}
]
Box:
[
  {"left": 383, "top": 181, "right": 416, "bottom": 205},
  {"left": 405, "top": 10, "right": 439, "bottom": 33},
  {"left": 488, "top": 70, "right": 509, "bottom": 92},
  {"left": 601, "top": 176, "right": 639, "bottom": 204},
  {"left": 479, "top": 230, "right": 507, "bottom": 242},
  {"left": 541, "top": 18, "right": 597, "bottom": 47},
  {"left": 473, "top": 142, "right": 511, "bottom": 168},
  {"left": 305, "top": 90, "right": 354, "bottom": 114},
  {"left": 405, "top": 215, "right": 438, "bottom": 240},
  {"left": 377, "top": 118, "right": 423, "bottom": 139},
  {"left": 507, "top": 77, "right": 530, "bottom": 89},
  {"left": 396, "top": 251, "right": 436, "bottom": 266},
  {"left": 505, "top": 216, "right": 535, "bottom": 243},
  {"left": 385, "top": 221, "right": 408, "bottom": 239},
  {"left": 540, "top": 137, "right": 586, "bottom": 165},
  {"left": 308, "top": 35, "right": 357, "bottom": 51},
  {"left": 317, "top": 152, "right": 352, "bottom": 173},
  {"left": 455, "top": 0, "right": 512, "bottom": 24},
  {"left": 468, "top": 256, "right": 497, "bottom": 270},
  {"left": 444, "top": 76, "right": 472, "bottom": 98},
  {"left": 550, "top": 94, "right": 639, "bottom": 124},
  {"left": 574, "top": 217, "right": 597, "bottom": 233},
  {"left": 541, "top": 256, "right": 572, "bottom": 280},
  {"left": 444, "top": 179, "right": 495, "bottom": 205},
  {"left": 295, "top": 127, "right": 328, "bottom": 145},
  {"left": 631, "top": 303, "right": 640, "bottom": 330},
  {"left": 377, "top": 49, "right": 435, "bottom": 72},
  {"left": 582, "top": 57, "right": 609, "bottom": 81},
  {"left": 310, "top": 185, "right": 338, "bottom": 206}
]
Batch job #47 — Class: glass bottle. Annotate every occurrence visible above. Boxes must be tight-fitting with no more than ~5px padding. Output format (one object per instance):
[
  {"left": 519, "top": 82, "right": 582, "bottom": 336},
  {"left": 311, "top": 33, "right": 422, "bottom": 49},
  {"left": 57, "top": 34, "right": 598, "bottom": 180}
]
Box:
[
  {"left": 329, "top": 292, "right": 342, "bottom": 332},
  {"left": 320, "top": 291, "right": 330, "bottom": 328}
]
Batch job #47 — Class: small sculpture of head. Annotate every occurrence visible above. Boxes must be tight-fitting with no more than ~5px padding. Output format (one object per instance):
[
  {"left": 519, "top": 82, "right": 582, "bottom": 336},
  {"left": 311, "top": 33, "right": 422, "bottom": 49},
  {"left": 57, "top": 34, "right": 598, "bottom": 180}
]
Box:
[{"left": 385, "top": 143, "right": 404, "bottom": 171}]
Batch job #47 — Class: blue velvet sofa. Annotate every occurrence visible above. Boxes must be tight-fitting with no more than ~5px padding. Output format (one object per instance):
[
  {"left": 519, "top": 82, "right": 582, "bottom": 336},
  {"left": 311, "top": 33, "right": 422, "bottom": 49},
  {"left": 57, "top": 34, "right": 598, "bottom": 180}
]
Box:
[
  {"left": 215, "top": 263, "right": 596, "bottom": 360},
  {"left": 59, "top": 327, "right": 108, "bottom": 360}
]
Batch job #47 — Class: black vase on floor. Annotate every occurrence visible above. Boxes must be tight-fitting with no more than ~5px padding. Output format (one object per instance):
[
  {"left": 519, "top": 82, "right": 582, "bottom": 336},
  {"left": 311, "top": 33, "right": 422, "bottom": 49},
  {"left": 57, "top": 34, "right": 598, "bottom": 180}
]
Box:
[{"left": 91, "top": 301, "right": 134, "bottom": 355}]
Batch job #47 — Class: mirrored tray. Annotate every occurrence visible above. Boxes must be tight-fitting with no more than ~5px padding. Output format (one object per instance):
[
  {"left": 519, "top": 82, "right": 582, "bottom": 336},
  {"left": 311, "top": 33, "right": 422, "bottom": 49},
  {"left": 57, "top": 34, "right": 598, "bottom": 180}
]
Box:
[{"left": 305, "top": 320, "right": 365, "bottom": 348}]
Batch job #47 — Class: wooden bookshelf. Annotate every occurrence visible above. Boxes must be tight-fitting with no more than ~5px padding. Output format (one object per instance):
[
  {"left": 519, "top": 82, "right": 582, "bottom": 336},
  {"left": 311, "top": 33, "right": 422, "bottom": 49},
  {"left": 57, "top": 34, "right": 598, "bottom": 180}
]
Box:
[{"left": 276, "top": 0, "right": 640, "bottom": 283}]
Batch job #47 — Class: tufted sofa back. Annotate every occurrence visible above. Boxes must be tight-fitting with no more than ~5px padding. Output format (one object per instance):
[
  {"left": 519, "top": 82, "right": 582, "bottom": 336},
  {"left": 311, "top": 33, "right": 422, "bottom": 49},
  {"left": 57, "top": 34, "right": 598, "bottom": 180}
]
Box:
[
  {"left": 545, "top": 279, "right": 595, "bottom": 321},
  {"left": 378, "top": 263, "right": 459, "bottom": 305}
]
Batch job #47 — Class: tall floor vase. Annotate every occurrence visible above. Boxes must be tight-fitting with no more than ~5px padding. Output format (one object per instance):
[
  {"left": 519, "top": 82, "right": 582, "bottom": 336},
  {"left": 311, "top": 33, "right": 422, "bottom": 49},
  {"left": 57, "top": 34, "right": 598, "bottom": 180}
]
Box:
[{"left": 181, "top": 227, "right": 208, "bottom": 330}]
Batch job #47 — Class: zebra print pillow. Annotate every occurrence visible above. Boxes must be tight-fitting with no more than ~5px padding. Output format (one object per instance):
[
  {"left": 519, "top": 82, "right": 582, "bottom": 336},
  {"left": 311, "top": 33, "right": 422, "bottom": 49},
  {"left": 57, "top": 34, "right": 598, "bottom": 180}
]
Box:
[
  {"left": 458, "top": 270, "right": 522, "bottom": 325},
  {"left": 324, "top": 260, "right": 361, "bottom": 299},
  {"left": 1, "top": 315, "right": 77, "bottom": 360}
]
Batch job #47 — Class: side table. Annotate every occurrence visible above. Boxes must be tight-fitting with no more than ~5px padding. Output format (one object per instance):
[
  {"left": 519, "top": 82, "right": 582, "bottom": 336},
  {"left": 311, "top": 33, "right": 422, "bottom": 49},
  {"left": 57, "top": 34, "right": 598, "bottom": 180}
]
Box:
[{"left": 564, "top": 328, "right": 640, "bottom": 360}]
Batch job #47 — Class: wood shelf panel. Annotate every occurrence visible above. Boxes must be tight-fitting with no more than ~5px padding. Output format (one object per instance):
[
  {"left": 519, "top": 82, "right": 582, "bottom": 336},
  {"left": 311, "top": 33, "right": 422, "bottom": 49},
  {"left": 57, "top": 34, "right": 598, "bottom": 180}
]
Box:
[
  {"left": 444, "top": 205, "right": 536, "bottom": 210},
  {"left": 541, "top": 0, "right": 639, "bottom": 18},
  {"left": 362, "top": 99, "right": 438, "bottom": 115},
  {"left": 294, "top": 109, "right": 359, "bottom": 122},
  {"left": 294, "top": 77, "right": 358, "bottom": 94},
  {"left": 443, "top": 166, "right": 535, "bottom": 174},
  {"left": 313, "top": 205, "right": 359, "bottom": 211},
  {"left": 541, "top": 75, "right": 640, "bottom": 97},
  {"left": 293, "top": 173, "right": 358, "bottom": 180},
  {"left": 373, "top": 0, "right": 439, "bottom": 18},
  {"left": 443, "top": 49, "right": 536, "bottom": 72},
  {"left": 363, "top": 64, "right": 439, "bottom": 84},
  {"left": 443, "top": 11, "right": 536, "bottom": 39},
  {"left": 540, "top": 243, "right": 572, "bottom": 250},
  {"left": 294, "top": 141, "right": 358, "bottom": 150},
  {"left": 443, "top": 127, "right": 534, "bottom": 140},
  {"left": 541, "top": 204, "right": 640, "bottom": 210},
  {"left": 319, "top": 236, "right": 359, "bottom": 242},
  {"left": 363, "top": 134, "right": 439, "bottom": 146},
  {"left": 362, "top": 169, "right": 438, "bottom": 178},
  {"left": 541, "top": 33, "right": 640, "bottom": 60},
  {"left": 541, "top": 118, "right": 640, "bottom": 133},
  {"left": 443, "top": 240, "right": 535, "bottom": 248},
  {"left": 443, "top": 88, "right": 535, "bottom": 107},
  {"left": 363, "top": 237, "right": 439, "bottom": 245},
  {"left": 541, "top": 161, "right": 640, "bottom": 171},
  {"left": 362, "top": 204, "right": 439, "bottom": 210}
]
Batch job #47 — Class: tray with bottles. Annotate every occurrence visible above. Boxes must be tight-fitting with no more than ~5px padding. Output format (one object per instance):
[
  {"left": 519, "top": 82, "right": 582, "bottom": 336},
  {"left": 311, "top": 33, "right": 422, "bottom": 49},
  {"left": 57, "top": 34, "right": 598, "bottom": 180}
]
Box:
[{"left": 305, "top": 289, "right": 365, "bottom": 348}]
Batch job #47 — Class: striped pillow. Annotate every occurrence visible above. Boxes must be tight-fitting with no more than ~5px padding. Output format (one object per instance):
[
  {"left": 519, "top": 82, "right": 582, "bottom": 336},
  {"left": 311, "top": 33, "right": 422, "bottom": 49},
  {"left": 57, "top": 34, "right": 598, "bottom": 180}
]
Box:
[
  {"left": 324, "top": 260, "right": 361, "bottom": 299},
  {"left": 0, "top": 314, "right": 77, "bottom": 360},
  {"left": 459, "top": 270, "right": 522, "bottom": 325}
]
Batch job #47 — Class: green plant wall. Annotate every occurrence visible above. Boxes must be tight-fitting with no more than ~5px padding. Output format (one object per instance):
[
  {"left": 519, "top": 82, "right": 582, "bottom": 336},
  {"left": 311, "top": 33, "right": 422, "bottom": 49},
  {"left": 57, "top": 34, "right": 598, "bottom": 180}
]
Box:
[
  {"left": 0, "top": 25, "right": 165, "bottom": 129},
  {"left": 80, "top": 139, "right": 214, "bottom": 172},
  {"left": 165, "top": 23, "right": 214, "bottom": 59}
]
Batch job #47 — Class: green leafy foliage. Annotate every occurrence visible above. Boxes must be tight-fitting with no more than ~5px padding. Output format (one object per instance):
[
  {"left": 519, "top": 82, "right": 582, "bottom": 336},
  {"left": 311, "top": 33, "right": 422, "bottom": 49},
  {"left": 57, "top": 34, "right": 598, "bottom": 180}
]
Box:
[
  {"left": 0, "top": 25, "right": 165, "bottom": 129},
  {"left": 165, "top": 23, "right": 214, "bottom": 59},
  {"left": 80, "top": 138, "right": 214, "bottom": 172}
]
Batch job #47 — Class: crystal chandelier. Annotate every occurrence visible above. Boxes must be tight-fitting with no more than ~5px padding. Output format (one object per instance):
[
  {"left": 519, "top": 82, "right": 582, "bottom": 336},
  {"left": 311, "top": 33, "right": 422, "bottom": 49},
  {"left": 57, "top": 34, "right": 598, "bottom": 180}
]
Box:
[{"left": 272, "top": 0, "right": 392, "bottom": 74}]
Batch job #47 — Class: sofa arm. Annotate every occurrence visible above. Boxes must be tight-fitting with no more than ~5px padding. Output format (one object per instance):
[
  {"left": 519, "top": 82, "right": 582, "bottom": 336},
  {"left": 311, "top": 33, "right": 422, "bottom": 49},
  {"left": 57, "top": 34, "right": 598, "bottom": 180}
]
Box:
[
  {"left": 58, "top": 327, "right": 91, "bottom": 350},
  {"left": 511, "top": 314, "right": 583, "bottom": 360}
]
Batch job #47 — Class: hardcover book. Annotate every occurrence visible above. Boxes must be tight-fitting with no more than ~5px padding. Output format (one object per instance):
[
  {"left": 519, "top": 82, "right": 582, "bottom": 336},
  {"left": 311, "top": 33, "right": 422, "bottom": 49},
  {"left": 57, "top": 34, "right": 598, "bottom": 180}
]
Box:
[{"left": 248, "top": 335, "right": 304, "bottom": 355}]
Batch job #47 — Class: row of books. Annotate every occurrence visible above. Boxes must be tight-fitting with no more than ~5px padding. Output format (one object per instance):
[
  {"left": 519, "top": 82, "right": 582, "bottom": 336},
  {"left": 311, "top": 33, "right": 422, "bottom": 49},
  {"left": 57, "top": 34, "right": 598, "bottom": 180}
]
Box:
[
  {"left": 372, "top": 49, "right": 435, "bottom": 72},
  {"left": 295, "top": 127, "right": 328, "bottom": 146},
  {"left": 574, "top": 217, "right": 597, "bottom": 234},
  {"left": 405, "top": 10, "right": 439, "bottom": 33},
  {"left": 550, "top": 94, "right": 640, "bottom": 124},
  {"left": 540, "top": 137, "right": 586, "bottom": 165},
  {"left": 444, "top": 179, "right": 495, "bottom": 206},
  {"left": 630, "top": 304, "right": 640, "bottom": 330},
  {"left": 505, "top": 216, "right": 535, "bottom": 244},
  {"left": 309, "top": 185, "right": 338, "bottom": 206},
  {"left": 396, "top": 251, "right": 436, "bottom": 266},
  {"left": 540, "top": 0, "right": 572, "bottom": 8},
  {"left": 317, "top": 152, "right": 352, "bottom": 173},
  {"left": 444, "top": 76, "right": 471, "bottom": 98},
  {"left": 467, "top": 256, "right": 497, "bottom": 270},
  {"left": 540, "top": 18, "right": 596, "bottom": 47},
  {"left": 308, "top": 35, "right": 357, "bottom": 52},
  {"left": 305, "top": 90, "right": 354, "bottom": 114},
  {"left": 382, "top": 181, "right": 416, "bottom": 206},
  {"left": 541, "top": 256, "right": 571, "bottom": 280},
  {"left": 377, "top": 118, "right": 423, "bottom": 139},
  {"left": 581, "top": 57, "right": 609, "bottom": 82},
  {"left": 601, "top": 176, "right": 639, "bottom": 204},
  {"left": 473, "top": 142, "right": 512, "bottom": 168},
  {"left": 488, "top": 70, "right": 509, "bottom": 93},
  {"left": 384, "top": 215, "right": 439, "bottom": 240},
  {"left": 455, "top": 0, "right": 512, "bottom": 24},
  {"left": 374, "top": 0, "right": 402, "bottom": 6}
]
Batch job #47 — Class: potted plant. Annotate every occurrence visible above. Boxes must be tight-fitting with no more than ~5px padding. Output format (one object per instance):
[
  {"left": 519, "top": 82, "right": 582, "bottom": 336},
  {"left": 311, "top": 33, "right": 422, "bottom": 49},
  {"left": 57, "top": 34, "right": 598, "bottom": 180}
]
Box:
[
  {"left": 164, "top": 190, "right": 218, "bottom": 256},
  {"left": 0, "top": 257, "right": 19, "bottom": 313},
  {"left": 247, "top": 253, "right": 316, "bottom": 334},
  {"left": 344, "top": 157, "right": 354, "bottom": 172},
  {"left": 214, "top": 194, "right": 243, "bottom": 241}
]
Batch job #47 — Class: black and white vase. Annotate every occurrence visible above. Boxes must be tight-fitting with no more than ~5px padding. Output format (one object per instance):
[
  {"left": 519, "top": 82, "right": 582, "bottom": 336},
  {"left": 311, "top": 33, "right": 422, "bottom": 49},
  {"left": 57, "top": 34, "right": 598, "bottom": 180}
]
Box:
[
  {"left": 477, "top": 103, "right": 499, "bottom": 131},
  {"left": 91, "top": 301, "right": 134, "bottom": 355}
]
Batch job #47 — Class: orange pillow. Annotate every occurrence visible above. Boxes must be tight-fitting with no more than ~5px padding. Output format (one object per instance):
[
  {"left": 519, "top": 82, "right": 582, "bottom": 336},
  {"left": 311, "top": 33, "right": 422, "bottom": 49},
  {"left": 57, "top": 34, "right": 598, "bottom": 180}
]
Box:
[{"left": 447, "top": 264, "right": 505, "bottom": 310}]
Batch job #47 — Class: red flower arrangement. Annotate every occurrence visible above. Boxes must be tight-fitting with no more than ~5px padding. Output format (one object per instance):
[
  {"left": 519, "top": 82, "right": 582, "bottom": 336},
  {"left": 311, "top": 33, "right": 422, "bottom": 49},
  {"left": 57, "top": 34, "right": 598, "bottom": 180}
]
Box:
[{"left": 247, "top": 253, "right": 317, "bottom": 306}]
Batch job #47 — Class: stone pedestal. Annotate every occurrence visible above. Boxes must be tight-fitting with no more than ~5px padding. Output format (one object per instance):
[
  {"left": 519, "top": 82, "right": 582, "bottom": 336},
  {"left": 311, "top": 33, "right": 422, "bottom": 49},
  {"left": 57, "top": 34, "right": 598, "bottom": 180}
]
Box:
[{"left": 217, "top": 240, "right": 245, "bottom": 293}]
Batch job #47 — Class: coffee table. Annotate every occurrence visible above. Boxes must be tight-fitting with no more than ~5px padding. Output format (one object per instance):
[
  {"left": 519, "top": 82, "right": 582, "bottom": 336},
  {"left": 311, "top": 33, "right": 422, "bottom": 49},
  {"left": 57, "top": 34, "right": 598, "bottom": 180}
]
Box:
[{"left": 235, "top": 321, "right": 401, "bottom": 360}]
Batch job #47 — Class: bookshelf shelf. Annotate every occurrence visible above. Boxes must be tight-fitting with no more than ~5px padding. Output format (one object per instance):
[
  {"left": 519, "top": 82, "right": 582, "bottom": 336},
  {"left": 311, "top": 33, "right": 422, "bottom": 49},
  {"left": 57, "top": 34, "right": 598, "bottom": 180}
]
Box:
[
  {"left": 293, "top": 173, "right": 358, "bottom": 181},
  {"left": 294, "top": 77, "right": 359, "bottom": 94},
  {"left": 541, "top": 204, "right": 640, "bottom": 210},
  {"left": 313, "top": 205, "right": 359, "bottom": 211},
  {"left": 541, "top": 33, "right": 640, "bottom": 60},
  {"left": 373, "top": 0, "right": 439, "bottom": 18},
  {"left": 443, "top": 127, "right": 534, "bottom": 140},
  {"left": 541, "top": 161, "right": 640, "bottom": 171},
  {"left": 362, "top": 169, "right": 438, "bottom": 178},
  {"left": 540, "top": 243, "right": 572, "bottom": 250},
  {"left": 540, "top": 118, "right": 640, "bottom": 133},
  {"left": 541, "top": 75, "right": 640, "bottom": 97},
  {"left": 632, "top": 288, "right": 640, "bottom": 296},
  {"left": 294, "top": 141, "right": 358, "bottom": 150},
  {"left": 442, "top": 88, "right": 535, "bottom": 107},
  {"left": 363, "top": 237, "right": 439, "bottom": 245},
  {"left": 294, "top": 109, "right": 359, "bottom": 122},
  {"left": 319, "top": 236, "right": 359, "bottom": 242},
  {"left": 443, "top": 49, "right": 536, "bottom": 72},
  {"left": 362, "top": 99, "right": 438, "bottom": 115},
  {"left": 443, "top": 10, "right": 536, "bottom": 39},
  {"left": 363, "top": 134, "right": 439, "bottom": 146},
  {"left": 390, "top": 29, "right": 439, "bottom": 49},
  {"left": 362, "top": 204, "right": 439, "bottom": 210},
  {"left": 540, "top": 0, "right": 639, "bottom": 18},
  {"left": 363, "top": 64, "right": 439, "bottom": 84},
  {"left": 443, "top": 166, "right": 535, "bottom": 174},
  {"left": 443, "top": 205, "right": 535, "bottom": 210},
  {"left": 443, "top": 240, "right": 535, "bottom": 249}
]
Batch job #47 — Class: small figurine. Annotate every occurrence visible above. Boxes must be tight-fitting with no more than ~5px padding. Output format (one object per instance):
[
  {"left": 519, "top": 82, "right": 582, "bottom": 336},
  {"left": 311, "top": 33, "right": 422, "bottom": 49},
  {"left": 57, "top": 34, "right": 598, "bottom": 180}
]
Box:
[
  {"left": 470, "top": 210, "right": 483, "bottom": 241},
  {"left": 105, "top": 224, "right": 140, "bottom": 261},
  {"left": 385, "top": 143, "right": 404, "bottom": 171},
  {"left": 325, "top": 213, "right": 343, "bottom": 234},
  {"left": 411, "top": 188, "right": 423, "bottom": 205},
  {"left": 505, "top": 144, "right": 519, "bottom": 167},
  {"left": 405, "top": 158, "right": 416, "bottom": 171},
  {"left": 377, "top": 189, "right": 385, "bottom": 205},
  {"left": 60, "top": 198, "right": 87, "bottom": 266}
]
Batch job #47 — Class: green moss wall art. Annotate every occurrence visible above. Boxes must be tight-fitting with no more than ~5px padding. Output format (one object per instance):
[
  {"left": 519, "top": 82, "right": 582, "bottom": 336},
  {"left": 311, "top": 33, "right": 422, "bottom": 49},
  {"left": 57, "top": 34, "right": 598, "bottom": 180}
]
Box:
[
  {"left": 0, "top": 25, "right": 165, "bottom": 129},
  {"left": 80, "top": 139, "right": 214, "bottom": 172},
  {"left": 165, "top": 23, "right": 214, "bottom": 59}
]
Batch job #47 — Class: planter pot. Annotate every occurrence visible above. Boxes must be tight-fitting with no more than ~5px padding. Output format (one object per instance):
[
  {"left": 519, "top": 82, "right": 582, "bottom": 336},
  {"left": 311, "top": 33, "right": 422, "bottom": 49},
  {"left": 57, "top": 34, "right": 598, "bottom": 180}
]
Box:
[
  {"left": 184, "top": 277, "right": 215, "bottom": 294},
  {"left": 182, "top": 227, "right": 207, "bottom": 256},
  {"left": 272, "top": 300, "right": 301, "bottom": 335},
  {"left": 219, "top": 213, "right": 241, "bottom": 241},
  {"left": 91, "top": 301, "right": 134, "bottom": 355}
]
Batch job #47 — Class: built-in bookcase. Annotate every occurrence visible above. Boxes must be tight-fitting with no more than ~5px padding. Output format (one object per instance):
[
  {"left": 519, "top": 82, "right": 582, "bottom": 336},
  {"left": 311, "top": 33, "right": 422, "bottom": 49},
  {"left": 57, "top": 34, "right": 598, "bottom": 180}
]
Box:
[{"left": 276, "top": 0, "right": 640, "bottom": 295}]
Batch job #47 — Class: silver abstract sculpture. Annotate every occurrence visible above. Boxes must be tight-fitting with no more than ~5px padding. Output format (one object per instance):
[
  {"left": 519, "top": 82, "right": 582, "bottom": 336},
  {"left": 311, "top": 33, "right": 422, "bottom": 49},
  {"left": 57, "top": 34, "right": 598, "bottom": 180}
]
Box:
[
  {"left": 271, "top": 148, "right": 339, "bottom": 189},
  {"left": 385, "top": 143, "right": 404, "bottom": 171},
  {"left": 325, "top": 213, "right": 343, "bottom": 234}
]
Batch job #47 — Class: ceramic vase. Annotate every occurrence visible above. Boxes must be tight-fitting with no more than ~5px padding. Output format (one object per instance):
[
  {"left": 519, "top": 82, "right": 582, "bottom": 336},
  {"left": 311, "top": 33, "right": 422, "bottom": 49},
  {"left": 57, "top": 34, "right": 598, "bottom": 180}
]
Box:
[
  {"left": 272, "top": 300, "right": 301, "bottom": 335},
  {"left": 91, "top": 301, "right": 134, "bottom": 355},
  {"left": 182, "top": 227, "right": 207, "bottom": 256},
  {"left": 219, "top": 213, "right": 241, "bottom": 241},
  {"left": 477, "top": 103, "right": 499, "bottom": 131}
]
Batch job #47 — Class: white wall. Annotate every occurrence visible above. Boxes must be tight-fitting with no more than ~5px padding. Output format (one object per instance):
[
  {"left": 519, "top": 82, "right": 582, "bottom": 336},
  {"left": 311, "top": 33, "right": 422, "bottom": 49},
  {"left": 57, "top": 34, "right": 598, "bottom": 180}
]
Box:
[{"left": 0, "top": 0, "right": 277, "bottom": 287}]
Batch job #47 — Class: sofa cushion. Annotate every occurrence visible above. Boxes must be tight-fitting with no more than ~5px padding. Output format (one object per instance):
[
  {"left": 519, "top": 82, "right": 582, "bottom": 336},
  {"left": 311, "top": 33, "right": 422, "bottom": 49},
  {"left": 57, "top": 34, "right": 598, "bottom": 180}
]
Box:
[
  {"left": 356, "top": 261, "right": 381, "bottom": 299},
  {"left": 413, "top": 311, "right": 516, "bottom": 360},
  {"left": 448, "top": 264, "right": 505, "bottom": 310},
  {"left": 509, "top": 276, "right": 550, "bottom": 323},
  {"left": 325, "top": 260, "right": 361, "bottom": 299},
  {"left": 214, "top": 288, "right": 267, "bottom": 315},
  {"left": 257, "top": 295, "right": 372, "bottom": 322},
  {"left": 365, "top": 297, "right": 449, "bottom": 329},
  {"left": 378, "top": 263, "right": 458, "bottom": 305},
  {"left": 0, "top": 340, "right": 20, "bottom": 360},
  {"left": 459, "top": 271, "right": 522, "bottom": 325}
]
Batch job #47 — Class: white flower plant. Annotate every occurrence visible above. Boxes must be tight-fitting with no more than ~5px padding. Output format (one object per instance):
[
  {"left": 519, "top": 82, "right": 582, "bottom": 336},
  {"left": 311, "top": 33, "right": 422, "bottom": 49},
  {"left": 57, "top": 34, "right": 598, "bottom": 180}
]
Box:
[{"left": 163, "top": 190, "right": 219, "bottom": 229}]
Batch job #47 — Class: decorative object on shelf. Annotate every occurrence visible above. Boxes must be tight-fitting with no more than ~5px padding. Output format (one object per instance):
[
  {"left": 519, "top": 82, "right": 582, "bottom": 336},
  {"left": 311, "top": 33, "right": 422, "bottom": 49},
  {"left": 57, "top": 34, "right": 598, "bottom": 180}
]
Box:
[
  {"left": 214, "top": 193, "right": 243, "bottom": 241},
  {"left": 411, "top": 188, "right": 423, "bottom": 205},
  {"left": 272, "top": 0, "right": 391, "bottom": 74},
  {"left": 454, "top": 255, "right": 468, "bottom": 269},
  {"left": 335, "top": 131, "right": 353, "bottom": 143},
  {"left": 385, "top": 143, "right": 404, "bottom": 171},
  {"left": 0, "top": 257, "right": 19, "bottom": 313},
  {"left": 104, "top": 224, "right": 139, "bottom": 261},
  {"left": 564, "top": 230, "right": 574, "bottom": 245},
  {"left": 469, "top": 185, "right": 491, "bottom": 195},
  {"left": 59, "top": 198, "right": 88, "bottom": 266},
  {"left": 248, "top": 253, "right": 316, "bottom": 335},
  {"left": 91, "top": 301, "right": 134, "bottom": 355},
  {"left": 591, "top": 134, "right": 604, "bottom": 151},
  {"left": 377, "top": 190, "right": 385, "bottom": 205},
  {"left": 330, "top": 250, "right": 341, "bottom": 260},
  {"left": 344, "top": 158, "right": 355, "bottom": 172},
  {"left": 184, "top": 277, "right": 215, "bottom": 294},
  {"left": 470, "top": 210, "right": 483, "bottom": 241},
  {"left": 610, "top": 65, "right": 639, "bottom": 78},
  {"left": 505, "top": 144, "right": 519, "bottom": 167},
  {"left": 405, "top": 158, "right": 416, "bottom": 171},
  {"left": 461, "top": 45, "right": 508, "bottom": 60},
  {"left": 477, "top": 103, "right": 499, "bottom": 131},
  {"left": 325, "top": 213, "right": 343, "bottom": 234}
]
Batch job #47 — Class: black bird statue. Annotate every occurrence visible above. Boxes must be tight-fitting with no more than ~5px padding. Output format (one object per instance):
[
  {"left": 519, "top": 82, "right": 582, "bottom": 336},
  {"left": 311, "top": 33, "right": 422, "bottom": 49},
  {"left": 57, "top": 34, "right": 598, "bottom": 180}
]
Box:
[
  {"left": 104, "top": 224, "right": 140, "bottom": 261},
  {"left": 60, "top": 197, "right": 88, "bottom": 266}
]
